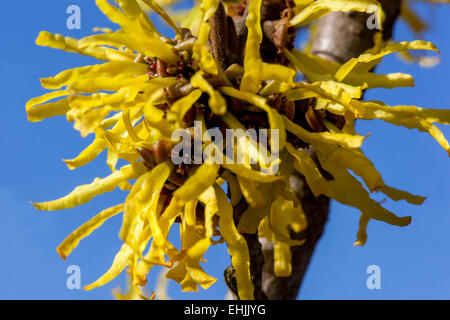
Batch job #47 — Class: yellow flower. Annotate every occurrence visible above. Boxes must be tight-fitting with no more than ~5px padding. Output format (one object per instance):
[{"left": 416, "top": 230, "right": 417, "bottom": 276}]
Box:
[{"left": 27, "top": 0, "right": 450, "bottom": 299}]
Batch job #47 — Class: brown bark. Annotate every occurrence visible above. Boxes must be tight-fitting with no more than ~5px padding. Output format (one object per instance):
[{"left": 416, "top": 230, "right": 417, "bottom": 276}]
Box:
[
  {"left": 260, "top": 0, "right": 403, "bottom": 300},
  {"left": 310, "top": 0, "right": 401, "bottom": 63},
  {"left": 222, "top": 0, "right": 297, "bottom": 301}
]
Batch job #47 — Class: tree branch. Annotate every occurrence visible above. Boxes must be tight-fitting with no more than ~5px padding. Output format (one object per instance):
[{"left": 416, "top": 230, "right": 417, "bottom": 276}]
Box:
[{"left": 260, "top": 0, "right": 403, "bottom": 300}]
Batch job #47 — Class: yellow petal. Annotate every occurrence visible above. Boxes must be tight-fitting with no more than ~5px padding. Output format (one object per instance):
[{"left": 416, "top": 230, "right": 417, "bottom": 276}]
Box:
[
  {"left": 285, "top": 143, "right": 328, "bottom": 197},
  {"left": 269, "top": 195, "right": 306, "bottom": 246},
  {"left": 221, "top": 171, "right": 242, "bottom": 206},
  {"left": 261, "top": 63, "right": 296, "bottom": 84},
  {"left": 316, "top": 147, "right": 412, "bottom": 226},
  {"left": 32, "top": 162, "right": 147, "bottom": 211},
  {"left": 140, "top": 0, "right": 182, "bottom": 35},
  {"left": 220, "top": 86, "right": 286, "bottom": 150},
  {"left": 96, "top": 0, "right": 179, "bottom": 64},
  {"left": 214, "top": 184, "right": 254, "bottom": 300},
  {"left": 166, "top": 89, "right": 202, "bottom": 126},
  {"left": 285, "top": 48, "right": 414, "bottom": 89},
  {"left": 284, "top": 116, "right": 365, "bottom": 150},
  {"left": 352, "top": 100, "right": 450, "bottom": 155},
  {"left": 240, "top": 0, "right": 263, "bottom": 93},
  {"left": 236, "top": 176, "right": 267, "bottom": 207},
  {"left": 26, "top": 91, "right": 70, "bottom": 122},
  {"left": 335, "top": 40, "right": 439, "bottom": 80},
  {"left": 290, "top": 0, "right": 385, "bottom": 28},
  {"left": 40, "top": 61, "right": 148, "bottom": 90},
  {"left": 353, "top": 214, "right": 370, "bottom": 247},
  {"left": 142, "top": 163, "right": 178, "bottom": 256},
  {"left": 237, "top": 205, "right": 270, "bottom": 234},
  {"left": 36, "top": 31, "right": 133, "bottom": 61},
  {"left": 120, "top": 161, "right": 173, "bottom": 246},
  {"left": 191, "top": 72, "right": 226, "bottom": 115},
  {"left": 192, "top": 0, "right": 219, "bottom": 74},
  {"left": 274, "top": 240, "right": 292, "bottom": 277},
  {"left": 223, "top": 164, "right": 281, "bottom": 183},
  {"left": 84, "top": 243, "right": 133, "bottom": 290},
  {"left": 180, "top": 4, "right": 202, "bottom": 36},
  {"left": 377, "top": 186, "right": 426, "bottom": 205},
  {"left": 174, "top": 163, "right": 220, "bottom": 203},
  {"left": 57, "top": 204, "right": 124, "bottom": 260},
  {"left": 63, "top": 137, "right": 107, "bottom": 170}
]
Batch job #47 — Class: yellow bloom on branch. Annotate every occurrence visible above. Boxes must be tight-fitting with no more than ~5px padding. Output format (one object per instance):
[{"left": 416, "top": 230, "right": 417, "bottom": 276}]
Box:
[{"left": 27, "top": 0, "right": 450, "bottom": 299}]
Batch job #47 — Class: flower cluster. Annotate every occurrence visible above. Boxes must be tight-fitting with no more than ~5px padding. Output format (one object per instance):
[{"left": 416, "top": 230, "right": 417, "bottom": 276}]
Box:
[{"left": 27, "top": 0, "right": 450, "bottom": 299}]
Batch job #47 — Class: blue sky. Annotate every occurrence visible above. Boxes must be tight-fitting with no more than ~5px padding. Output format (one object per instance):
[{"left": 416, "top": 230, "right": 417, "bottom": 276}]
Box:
[{"left": 0, "top": 1, "right": 448, "bottom": 300}]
